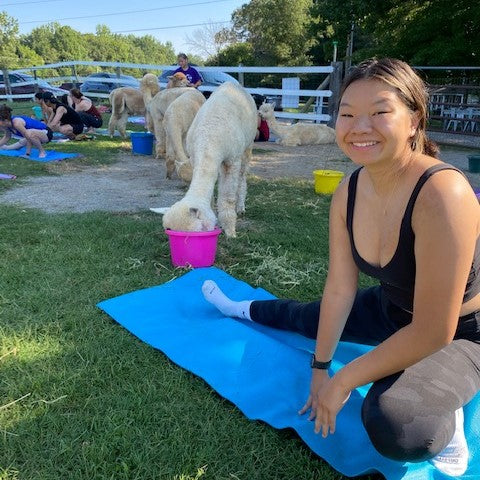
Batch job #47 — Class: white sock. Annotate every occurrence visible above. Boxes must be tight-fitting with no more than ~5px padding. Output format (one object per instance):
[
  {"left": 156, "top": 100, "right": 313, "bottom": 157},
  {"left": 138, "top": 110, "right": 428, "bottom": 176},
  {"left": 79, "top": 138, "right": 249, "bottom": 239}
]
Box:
[
  {"left": 202, "top": 280, "right": 253, "bottom": 320},
  {"left": 429, "top": 408, "right": 469, "bottom": 477}
]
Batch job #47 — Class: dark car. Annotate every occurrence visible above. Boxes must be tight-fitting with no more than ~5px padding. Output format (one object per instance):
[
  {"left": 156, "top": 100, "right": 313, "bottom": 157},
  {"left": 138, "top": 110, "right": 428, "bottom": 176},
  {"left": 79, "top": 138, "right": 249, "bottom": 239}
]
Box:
[
  {"left": 80, "top": 73, "right": 140, "bottom": 94},
  {"left": 158, "top": 68, "right": 273, "bottom": 108},
  {"left": 0, "top": 72, "right": 68, "bottom": 99}
]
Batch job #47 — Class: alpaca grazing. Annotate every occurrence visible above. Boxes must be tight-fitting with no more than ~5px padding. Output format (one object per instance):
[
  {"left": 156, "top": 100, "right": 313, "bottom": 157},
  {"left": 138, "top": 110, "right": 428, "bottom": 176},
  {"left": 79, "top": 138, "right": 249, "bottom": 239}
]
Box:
[
  {"left": 107, "top": 74, "right": 160, "bottom": 137},
  {"left": 162, "top": 82, "right": 258, "bottom": 238},
  {"left": 163, "top": 88, "right": 206, "bottom": 181},
  {"left": 258, "top": 102, "right": 336, "bottom": 146}
]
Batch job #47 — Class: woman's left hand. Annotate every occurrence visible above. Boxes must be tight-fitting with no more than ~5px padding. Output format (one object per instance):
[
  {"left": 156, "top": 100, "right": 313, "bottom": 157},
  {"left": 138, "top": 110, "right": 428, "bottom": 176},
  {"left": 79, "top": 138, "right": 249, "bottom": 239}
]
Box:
[{"left": 312, "top": 375, "right": 351, "bottom": 438}]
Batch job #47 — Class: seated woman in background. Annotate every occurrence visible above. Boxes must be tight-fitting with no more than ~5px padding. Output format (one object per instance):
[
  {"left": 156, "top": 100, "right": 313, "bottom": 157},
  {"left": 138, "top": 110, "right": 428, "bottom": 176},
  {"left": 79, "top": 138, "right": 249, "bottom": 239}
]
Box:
[
  {"left": 42, "top": 91, "right": 84, "bottom": 140},
  {"left": 202, "top": 58, "right": 480, "bottom": 477},
  {"left": 255, "top": 113, "right": 270, "bottom": 142},
  {"left": 68, "top": 88, "right": 103, "bottom": 132},
  {"left": 0, "top": 104, "right": 52, "bottom": 158}
]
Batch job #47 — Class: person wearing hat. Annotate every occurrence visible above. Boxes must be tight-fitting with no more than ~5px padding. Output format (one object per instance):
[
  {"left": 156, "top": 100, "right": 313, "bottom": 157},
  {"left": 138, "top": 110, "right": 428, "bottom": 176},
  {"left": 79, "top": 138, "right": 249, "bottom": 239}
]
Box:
[
  {"left": 42, "top": 91, "right": 84, "bottom": 140},
  {"left": 0, "top": 103, "right": 53, "bottom": 158},
  {"left": 170, "top": 53, "right": 203, "bottom": 88}
]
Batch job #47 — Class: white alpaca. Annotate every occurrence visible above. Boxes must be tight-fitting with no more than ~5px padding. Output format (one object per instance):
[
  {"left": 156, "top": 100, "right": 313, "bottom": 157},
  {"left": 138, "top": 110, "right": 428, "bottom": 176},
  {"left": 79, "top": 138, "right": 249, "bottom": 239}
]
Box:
[
  {"left": 258, "top": 102, "right": 336, "bottom": 146},
  {"left": 163, "top": 89, "right": 206, "bottom": 181},
  {"left": 163, "top": 82, "right": 257, "bottom": 238},
  {"left": 144, "top": 77, "right": 191, "bottom": 159},
  {"left": 107, "top": 75, "right": 160, "bottom": 137}
]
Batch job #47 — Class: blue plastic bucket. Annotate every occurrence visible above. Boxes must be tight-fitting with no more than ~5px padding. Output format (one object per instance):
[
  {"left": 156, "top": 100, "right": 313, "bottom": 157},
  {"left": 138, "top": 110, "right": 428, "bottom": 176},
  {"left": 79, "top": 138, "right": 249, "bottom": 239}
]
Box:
[{"left": 131, "top": 132, "right": 154, "bottom": 155}]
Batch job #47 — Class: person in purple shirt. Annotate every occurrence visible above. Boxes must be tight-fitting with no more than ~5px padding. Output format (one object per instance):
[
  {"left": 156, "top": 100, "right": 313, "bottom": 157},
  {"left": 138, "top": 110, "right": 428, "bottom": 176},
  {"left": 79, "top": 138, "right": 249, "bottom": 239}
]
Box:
[{"left": 170, "top": 53, "right": 203, "bottom": 88}]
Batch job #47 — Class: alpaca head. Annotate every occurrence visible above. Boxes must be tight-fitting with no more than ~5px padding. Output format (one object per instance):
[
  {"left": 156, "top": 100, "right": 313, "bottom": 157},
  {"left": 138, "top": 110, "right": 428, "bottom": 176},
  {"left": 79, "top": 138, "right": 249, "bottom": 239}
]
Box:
[
  {"left": 258, "top": 102, "right": 274, "bottom": 119},
  {"left": 140, "top": 73, "right": 161, "bottom": 96},
  {"left": 162, "top": 198, "right": 217, "bottom": 232},
  {"left": 167, "top": 72, "right": 190, "bottom": 88}
]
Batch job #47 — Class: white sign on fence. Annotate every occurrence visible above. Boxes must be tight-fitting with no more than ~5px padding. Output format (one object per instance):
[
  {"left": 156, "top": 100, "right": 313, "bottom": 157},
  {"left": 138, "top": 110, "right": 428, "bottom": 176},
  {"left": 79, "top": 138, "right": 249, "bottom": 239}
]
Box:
[{"left": 281, "top": 77, "right": 300, "bottom": 109}]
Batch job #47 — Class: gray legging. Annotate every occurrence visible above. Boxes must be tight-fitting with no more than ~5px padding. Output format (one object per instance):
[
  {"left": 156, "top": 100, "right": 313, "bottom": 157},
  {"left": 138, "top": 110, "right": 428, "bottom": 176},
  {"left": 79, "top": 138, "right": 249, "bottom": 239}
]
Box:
[{"left": 250, "top": 286, "right": 480, "bottom": 462}]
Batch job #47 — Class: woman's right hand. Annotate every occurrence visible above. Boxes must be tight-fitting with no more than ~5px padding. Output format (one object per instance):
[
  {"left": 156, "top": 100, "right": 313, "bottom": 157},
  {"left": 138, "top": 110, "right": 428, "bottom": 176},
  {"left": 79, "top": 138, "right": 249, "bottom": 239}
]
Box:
[{"left": 298, "top": 368, "right": 331, "bottom": 420}]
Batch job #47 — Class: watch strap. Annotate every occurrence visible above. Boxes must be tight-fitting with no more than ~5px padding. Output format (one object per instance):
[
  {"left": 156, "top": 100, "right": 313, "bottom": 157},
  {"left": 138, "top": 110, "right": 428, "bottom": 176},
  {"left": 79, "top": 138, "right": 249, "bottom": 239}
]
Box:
[{"left": 311, "top": 353, "right": 332, "bottom": 370}]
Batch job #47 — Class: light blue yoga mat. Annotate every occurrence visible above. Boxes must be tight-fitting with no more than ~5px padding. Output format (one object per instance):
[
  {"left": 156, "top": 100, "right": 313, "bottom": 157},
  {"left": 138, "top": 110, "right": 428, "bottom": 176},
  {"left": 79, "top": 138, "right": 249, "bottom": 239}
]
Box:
[
  {"left": 97, "top": 267, "right": 480, "bottom": 480},
  {"left": 0, "top": 147, "right": 80, "bottom": 162}
]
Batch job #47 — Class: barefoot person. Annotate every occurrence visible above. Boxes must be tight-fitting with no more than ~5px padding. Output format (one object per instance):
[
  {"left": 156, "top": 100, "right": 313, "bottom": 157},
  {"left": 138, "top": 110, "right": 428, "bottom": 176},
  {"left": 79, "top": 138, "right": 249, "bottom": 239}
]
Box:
[
  {"left": 0, "top": 104, "right": 52, "bottom": 158},
  {"left": 203, "top": 58, "right": 480, "bottom": 477},
  {"left": 42, "top": 91, "right": 84, "bottom": 140}
]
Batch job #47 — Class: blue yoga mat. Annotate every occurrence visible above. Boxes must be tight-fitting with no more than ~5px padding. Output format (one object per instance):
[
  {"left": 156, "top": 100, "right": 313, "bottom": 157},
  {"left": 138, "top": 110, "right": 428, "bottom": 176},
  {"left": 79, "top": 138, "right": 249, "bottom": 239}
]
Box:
[
  {"left": 97, "top": 267, "right": 480, "bottom": 480},
  {"left": 0, "top": 147, "right": 80, "bottom": 162}
]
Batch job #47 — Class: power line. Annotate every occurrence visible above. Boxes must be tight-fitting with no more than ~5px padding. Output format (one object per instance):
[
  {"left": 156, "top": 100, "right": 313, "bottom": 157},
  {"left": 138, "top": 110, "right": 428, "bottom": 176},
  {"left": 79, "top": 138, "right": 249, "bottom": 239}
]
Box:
[
  {"left": 18, "top": 0, "right": 236, "bottom": 25},
  {"left": 2, "top": 0, "right": 65, "bottom": 6},
  {"left": 114, "top": 20, "right": 231, "bottom": 34}
]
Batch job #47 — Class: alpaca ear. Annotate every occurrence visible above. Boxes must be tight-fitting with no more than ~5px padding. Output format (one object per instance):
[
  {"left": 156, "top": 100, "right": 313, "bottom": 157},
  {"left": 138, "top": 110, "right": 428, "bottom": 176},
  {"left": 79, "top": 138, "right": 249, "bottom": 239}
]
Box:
[{"left": 189, "top": 207, "right": 200, "bottom": 218}]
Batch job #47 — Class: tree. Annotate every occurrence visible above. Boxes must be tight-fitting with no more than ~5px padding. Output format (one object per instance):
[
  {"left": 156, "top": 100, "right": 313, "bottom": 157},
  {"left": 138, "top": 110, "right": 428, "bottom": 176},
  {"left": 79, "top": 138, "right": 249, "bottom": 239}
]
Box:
[
  {"left": 185, "top": 21, "right": 235, "bottom": 59},
  {"left": 206, "top": 42, "right": 255, "bottom": 66},
  {"left": 230, "top": 0, "right": 315, "bottom": 66},
  {"left": 308, "top": 0, "right": 480, "bottom": 66},
  {"left": 0, "top": 11, "right": 20, "bottom": 69}
]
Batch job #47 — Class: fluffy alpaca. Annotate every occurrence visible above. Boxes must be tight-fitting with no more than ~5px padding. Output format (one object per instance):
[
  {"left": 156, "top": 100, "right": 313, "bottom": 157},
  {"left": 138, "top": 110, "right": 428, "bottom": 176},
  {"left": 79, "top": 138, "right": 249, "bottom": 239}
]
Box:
[
  {"left": 107, "top": 87, "right": 145, "bottom": 138},
  {"left": 163, "top": 88, "right": 205, "bottom": 181},
  {"left": 258, "top": 102, "right": 336, "bottom": 146},
  {"left": 146, "top": 83, "right": 191, "bottom": 159},
  {"left": 162, "top": 82, "right": 258, "bottom": 238},
  {"left": 139, "top": 73, "right": 161, "bottom": 133},
  {"left": 107, "top": 74, "right": 161, "bottom": 137}
]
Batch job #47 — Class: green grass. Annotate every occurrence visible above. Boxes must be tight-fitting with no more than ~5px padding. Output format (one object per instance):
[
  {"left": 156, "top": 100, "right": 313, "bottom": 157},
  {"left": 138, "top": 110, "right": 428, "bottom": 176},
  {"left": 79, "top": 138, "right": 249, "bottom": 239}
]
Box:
[{"left": 0, "top": 140, "right": 380, "bottom": 479}]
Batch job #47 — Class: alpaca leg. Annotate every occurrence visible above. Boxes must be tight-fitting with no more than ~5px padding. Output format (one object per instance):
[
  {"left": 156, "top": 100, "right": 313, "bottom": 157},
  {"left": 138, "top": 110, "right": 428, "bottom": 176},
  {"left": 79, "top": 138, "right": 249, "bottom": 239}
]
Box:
[
  {"left": 118, "top": 112, "right": 129, "bottom": 138},
  {"left": 236, "top": 147, "right": 251, "bottom": 214},
  {"left": 217, "top": 160, "right": 241, "bottom": 238},
  {"left": 153, "top": 117, "right": 166, "bottom": 159},
  {"left": 164, "top": 137, "right": 176, "bottom": 179},
  {"left": 108, "top": 115, "right": 117, "bottom": 137}
]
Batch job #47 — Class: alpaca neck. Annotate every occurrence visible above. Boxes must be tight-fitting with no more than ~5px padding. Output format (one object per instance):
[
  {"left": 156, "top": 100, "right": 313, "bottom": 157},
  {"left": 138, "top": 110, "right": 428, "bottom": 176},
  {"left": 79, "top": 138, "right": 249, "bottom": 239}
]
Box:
[{"left": 185, "top": 163, "right": 219, "bottom": 201}]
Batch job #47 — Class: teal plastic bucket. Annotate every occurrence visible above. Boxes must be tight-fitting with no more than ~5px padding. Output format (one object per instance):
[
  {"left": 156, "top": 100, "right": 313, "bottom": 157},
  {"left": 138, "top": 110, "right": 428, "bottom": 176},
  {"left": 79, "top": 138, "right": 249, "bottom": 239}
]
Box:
[{"left": 131, "top": 132, "right": 154, "bottom": 155}]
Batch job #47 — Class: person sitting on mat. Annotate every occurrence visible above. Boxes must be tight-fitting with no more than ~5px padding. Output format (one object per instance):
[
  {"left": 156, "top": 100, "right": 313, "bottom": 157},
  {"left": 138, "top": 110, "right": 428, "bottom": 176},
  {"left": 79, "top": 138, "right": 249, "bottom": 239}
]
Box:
[
  {"left": 42, "top": 91, "right": 84, "bottom": 140},
  {"left": 202, "top": 57, "right": 480, "bottom": 477},
  {"left": 0, "top": 104, "right": 52, "bottom": 158},
  {"left": 68, "top": 88, "right": 103, "bottom": 133}
]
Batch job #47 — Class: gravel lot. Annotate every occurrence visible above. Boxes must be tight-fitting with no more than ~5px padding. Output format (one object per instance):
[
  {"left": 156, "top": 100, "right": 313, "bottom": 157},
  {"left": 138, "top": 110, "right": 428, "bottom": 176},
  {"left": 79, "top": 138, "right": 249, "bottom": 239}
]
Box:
[{"left": 0, "top": 134, "right": 479, "bottom": 214}]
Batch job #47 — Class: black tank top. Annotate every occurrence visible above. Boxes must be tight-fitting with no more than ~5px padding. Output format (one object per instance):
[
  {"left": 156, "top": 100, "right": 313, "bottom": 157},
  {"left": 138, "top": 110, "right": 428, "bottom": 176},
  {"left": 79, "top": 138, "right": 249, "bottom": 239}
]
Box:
[
  {"left": 53, "top": 103, "right": 82, "bottom": 126},
  {"left": 347, "top": 164, "right": 480, "bottom": 313}
]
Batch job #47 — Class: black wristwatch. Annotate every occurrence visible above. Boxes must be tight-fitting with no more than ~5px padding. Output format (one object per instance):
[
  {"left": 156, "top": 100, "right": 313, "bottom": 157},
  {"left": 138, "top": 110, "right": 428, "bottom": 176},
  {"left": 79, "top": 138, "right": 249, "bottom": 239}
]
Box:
[{"left": 310, "top": 353, "right": 332, "bottom": 370}]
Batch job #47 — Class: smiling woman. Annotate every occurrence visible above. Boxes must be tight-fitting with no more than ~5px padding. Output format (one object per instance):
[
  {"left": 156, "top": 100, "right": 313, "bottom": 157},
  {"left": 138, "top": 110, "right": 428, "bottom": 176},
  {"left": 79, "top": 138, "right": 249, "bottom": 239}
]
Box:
[{"left": 202, "top": 58, "right": 480, "bottom": 477}]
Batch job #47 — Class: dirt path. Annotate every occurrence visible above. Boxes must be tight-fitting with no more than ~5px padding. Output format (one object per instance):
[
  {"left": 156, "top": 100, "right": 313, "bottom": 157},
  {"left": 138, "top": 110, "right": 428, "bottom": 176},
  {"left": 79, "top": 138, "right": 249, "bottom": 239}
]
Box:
[{"left": 0, "top": 140, "right": 478, "bottom": 214}]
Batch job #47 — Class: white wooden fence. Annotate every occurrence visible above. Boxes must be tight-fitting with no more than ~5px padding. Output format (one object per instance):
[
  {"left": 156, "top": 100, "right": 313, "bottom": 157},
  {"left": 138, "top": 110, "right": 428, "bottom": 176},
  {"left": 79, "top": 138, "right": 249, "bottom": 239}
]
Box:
[{"left": 1, "top": 60, "right": 343, "bottom": 126}]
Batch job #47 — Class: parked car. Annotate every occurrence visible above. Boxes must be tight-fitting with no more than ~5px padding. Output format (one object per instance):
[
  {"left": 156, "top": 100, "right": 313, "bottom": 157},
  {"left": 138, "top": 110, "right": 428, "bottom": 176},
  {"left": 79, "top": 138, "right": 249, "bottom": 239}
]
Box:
[
  {"left": 0, "top": 71, "right": 68, "bottom": 98},
  {"left": 80, "top": 73, "right": 140, "bottom": 94},
  {"left": 158, "top": 68, "right": 280, "bottom": 109}
]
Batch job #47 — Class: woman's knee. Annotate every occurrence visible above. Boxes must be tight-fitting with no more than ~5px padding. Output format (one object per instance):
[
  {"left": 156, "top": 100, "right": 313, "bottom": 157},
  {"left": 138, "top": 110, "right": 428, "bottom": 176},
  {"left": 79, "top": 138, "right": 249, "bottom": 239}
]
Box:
[{"left": 361, "top": 377, "right": 453, "bottom": 462}]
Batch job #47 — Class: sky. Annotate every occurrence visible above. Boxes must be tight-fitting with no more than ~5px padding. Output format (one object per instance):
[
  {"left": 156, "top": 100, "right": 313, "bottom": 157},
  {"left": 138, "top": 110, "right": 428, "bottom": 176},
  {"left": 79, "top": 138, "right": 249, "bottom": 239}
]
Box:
[{"left": 2, "top": 0, "right": 247, "bottom": 57}]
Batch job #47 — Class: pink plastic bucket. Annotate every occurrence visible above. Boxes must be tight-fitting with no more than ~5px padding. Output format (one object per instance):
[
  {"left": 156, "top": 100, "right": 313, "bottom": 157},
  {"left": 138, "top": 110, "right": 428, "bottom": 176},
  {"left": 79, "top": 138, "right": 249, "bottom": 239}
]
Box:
[{"left": 165, "top": 228, "right": 222, "bottom": 268}]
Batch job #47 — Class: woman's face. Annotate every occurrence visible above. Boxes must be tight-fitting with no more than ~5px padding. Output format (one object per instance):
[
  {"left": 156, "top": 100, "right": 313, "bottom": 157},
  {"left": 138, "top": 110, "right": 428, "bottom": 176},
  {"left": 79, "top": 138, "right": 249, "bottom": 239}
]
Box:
[
  {"left": 177, "top": 56, "right": 188, "bottom": 69},
  {"left": 335, "top": 79, "right": 419, "bottom": 167}
]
